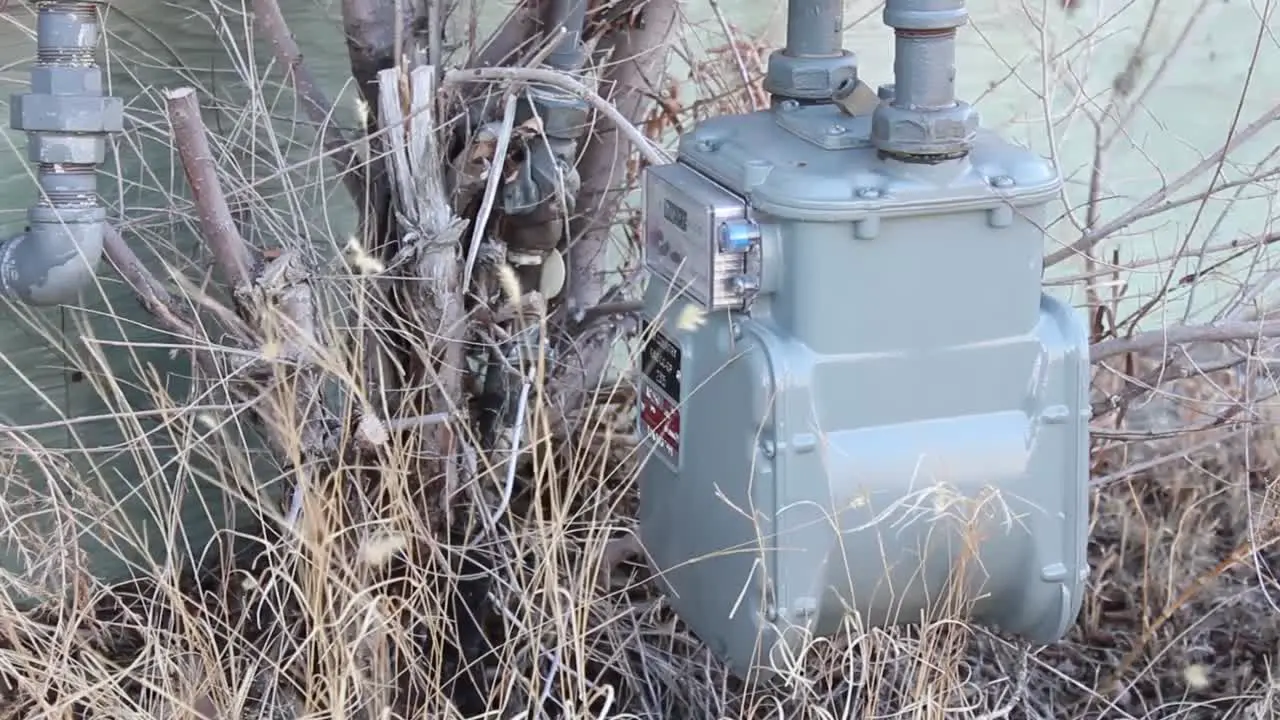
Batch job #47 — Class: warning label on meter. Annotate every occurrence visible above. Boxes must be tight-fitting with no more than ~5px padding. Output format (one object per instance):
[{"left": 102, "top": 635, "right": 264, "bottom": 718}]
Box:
[
  {"left": 641, "top": 384, "right": 680, "bottom": 462},
  {"left": 640, "top": 326, "right": 682, "bottom": 464}
]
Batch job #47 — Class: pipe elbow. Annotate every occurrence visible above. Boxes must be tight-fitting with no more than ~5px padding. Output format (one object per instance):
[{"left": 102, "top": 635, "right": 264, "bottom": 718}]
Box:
[
  {"left": 0, "top": 218, "right": 105, "bottom": 305},
  {"left": 4, "top": 1, "right": 120, "bottom": 307}
]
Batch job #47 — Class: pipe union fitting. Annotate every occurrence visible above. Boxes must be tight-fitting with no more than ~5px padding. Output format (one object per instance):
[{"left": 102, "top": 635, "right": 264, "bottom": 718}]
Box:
[
  {"left": 11, "top": 93, "right": 123, "bottom": 134},
  {"left": 883, "top": 0, "right": 968, "bottom": 30},
  {"left": 762, "top": 49, "right": 855, "bottom": 101},
  {"left": 521, "top": 86, "right": 590, "bottom": 141},
  {"left": 764, "top": 50, "right": 859, "bottom": 102},
  {"left": 30, "top": 66, "right": 104, "bottom": 96},
  {"left": 871, "top": 99, "right": 979, "bottom": 158},
  {"left": 28, "top": 134, "right": 107, "bottom": 165}
]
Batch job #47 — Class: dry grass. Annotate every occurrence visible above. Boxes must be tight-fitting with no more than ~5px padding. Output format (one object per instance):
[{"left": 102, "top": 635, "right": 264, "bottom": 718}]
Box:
[{"left": 0, "top": 2, "right": 1277, "bottom": 719}]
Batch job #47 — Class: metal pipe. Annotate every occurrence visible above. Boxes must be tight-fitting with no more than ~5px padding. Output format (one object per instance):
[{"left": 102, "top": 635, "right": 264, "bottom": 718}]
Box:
[
  {"left": 764, "top": 0, "right": 856, "bottom": 103},
  {"left": 884, "top": 0, "right": 966, "bottom": 110},
  {"left": 891, "top": 28, "right": 957, "bottom": 110},
  {"left": 784, "top": 0, "right": 843, "bottom": 58},
  {"left": 545, "top": 0, "right": 587, "bottom": 72},
  {"left": 2, "top": 1, "right": 122, "bottom": 305},
  {"left": 871, "top": 0, "right": 975, "bottom": 159}
]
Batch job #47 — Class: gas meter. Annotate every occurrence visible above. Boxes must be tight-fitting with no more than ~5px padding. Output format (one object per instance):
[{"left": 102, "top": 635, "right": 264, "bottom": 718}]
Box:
[{"left": 637, "top": 0, "right": 1090, "bottom": 679}]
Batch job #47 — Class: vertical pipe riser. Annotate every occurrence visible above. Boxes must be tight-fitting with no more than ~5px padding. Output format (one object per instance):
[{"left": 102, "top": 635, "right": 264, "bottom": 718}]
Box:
[
  {"left": 545, "top": 0, "right": 587, "bottom": 72},
  {"left": 764, "top": 0, "right": 858, "bottom": 103},
  {"left": 871, "top": 0, "right": 977, "bottom": 160},
  {"left": 784, "top": 0, "right": 844, "bottom": 58},
  {"left": 4, "top": 1, "right": 122, "bottom": 305},
  {"left": 892, "top": 30, "right": 958, "bottom": 111}
]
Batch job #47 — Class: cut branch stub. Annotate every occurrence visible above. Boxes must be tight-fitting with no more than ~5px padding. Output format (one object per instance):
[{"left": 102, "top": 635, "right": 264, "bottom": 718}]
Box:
[
  {"left": 164, "top": 87, "right": 257, "bottom": 292},
  {"left": 376, "top": 66, "right": 454, "bottom": 236},
  {"left": 160, "top": 86, "right": 334, "bottom": 468}
]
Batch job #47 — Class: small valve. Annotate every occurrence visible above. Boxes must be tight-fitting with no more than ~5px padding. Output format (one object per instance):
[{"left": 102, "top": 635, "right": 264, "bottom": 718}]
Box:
[{"left": 719, "top": 218, "right": 761, "bottom": 253}]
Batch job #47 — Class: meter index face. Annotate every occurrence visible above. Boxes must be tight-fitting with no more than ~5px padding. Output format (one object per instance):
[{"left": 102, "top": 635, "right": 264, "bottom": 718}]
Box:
[{"left": 643, "top": 164, "right": 747, "bottom": 309}]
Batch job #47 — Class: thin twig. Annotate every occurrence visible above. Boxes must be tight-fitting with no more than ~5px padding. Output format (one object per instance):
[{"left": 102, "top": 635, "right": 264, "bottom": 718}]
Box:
[
  {"left": 488, "top": 374, "right": 532, "bottom": 531},
  {"left": 707, "top": 0, "right": 755, "bottom": 111},
  {"left": 462, "top": 94, "right": 518, "bottom": 292},
  {"left": 1045, "top": 101, "right": 1280, "bottom": 268}
]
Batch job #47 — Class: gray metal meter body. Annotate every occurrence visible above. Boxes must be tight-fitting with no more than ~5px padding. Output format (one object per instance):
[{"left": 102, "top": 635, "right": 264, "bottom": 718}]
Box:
[{"left": 637, "top": 0, "right": 1090, "bottom": 678}]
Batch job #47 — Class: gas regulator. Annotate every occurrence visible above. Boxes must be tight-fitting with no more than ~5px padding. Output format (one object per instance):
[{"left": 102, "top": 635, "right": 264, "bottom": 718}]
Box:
[{"left": 637, "top": 0, "right": 1090, "bottom": 678}]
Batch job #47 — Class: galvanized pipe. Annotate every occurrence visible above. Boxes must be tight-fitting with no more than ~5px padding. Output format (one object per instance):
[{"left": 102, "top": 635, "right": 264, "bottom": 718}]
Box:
[
  {"left": 883, "top": 0, "right": 966, "bottom": 110},
  {"left": 784, "top": 0, "right": 843, "bottom": 58},
  {"left": 892, "top": 29, "right": 957, "bottom": 110},
  {"left": 872, "top": 0, "right": 976, "bottom": 159},
  {"left": 545, "top": 0, "right": 587, "bottom": 71},
  {"left": 2, "top": 0, "right": 122, "bottom": 305},
  {"left": 765, "top": 0, "right": 857, "bottom": 102}
]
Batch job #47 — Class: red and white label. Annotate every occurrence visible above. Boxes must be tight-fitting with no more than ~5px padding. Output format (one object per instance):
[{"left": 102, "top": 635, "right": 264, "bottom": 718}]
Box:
[{"left": 641, "top": 383, "right": 681, "bottom": 462}]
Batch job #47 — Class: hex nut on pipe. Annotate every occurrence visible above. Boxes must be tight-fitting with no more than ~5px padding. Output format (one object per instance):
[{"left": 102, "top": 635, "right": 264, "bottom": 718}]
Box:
[
  {"left": 28, "top": 134, "right": 107, "bottom": 165},
  {"left": 11, "top": 94, "right": 123, "bottom": 134},
  {"left": 30, "top": 66, "right": 105, "bottom": 96},
  {"left": 872, "top": 0, "right": 976, "bottom": 159},
  {"left": 871, "top": 100, "right": 979, "bottom": 158},
  {"left": 764, "top": 51, "right": 859, "bottom": 103},
  {"left": 765, "top": 0, "right": 858, "bottom": 102}
]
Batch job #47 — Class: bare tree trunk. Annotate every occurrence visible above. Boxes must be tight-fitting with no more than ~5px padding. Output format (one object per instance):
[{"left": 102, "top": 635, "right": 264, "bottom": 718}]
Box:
[
  {"left": 568, "top": 0, "right": 679, "bottom": 312},
  {"left": 341, "top": 0, "right": 419, "bottom": 110}
]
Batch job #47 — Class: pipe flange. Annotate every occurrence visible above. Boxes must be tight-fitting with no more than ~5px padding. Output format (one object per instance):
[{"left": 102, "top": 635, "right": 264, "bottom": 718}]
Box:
[
  {"left": 871, "top": 98, "right": 979, "bottom": 159},
  {"left": 764, "top": 50, "right": 858, "bottom": 103},
  {"left": 882, "top": 0, "right": 968, "bottom": 31}
]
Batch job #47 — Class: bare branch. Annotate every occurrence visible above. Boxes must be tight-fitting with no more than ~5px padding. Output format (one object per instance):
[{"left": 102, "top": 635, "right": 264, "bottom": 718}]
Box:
[
  {"left": 463, "top": 94, "right": 518, "bottom": 291},
  {"left": 1091, "top": 320, "right": 1280, "bottom": 363},
  {"left": 1045, "top": 102, "right": 1280, "bottom": 268},
  {"left": 164, "top": 86, "right": 256, "bottom": 291},
  {"left": 101, "top": 224, "right": 198, "bottom": 340},
  {"left": 570, "top": 0, "right": 680, "bottom": 309},
  {"left": 252, "top": 0, "right": 365, "bottom": 203}
]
